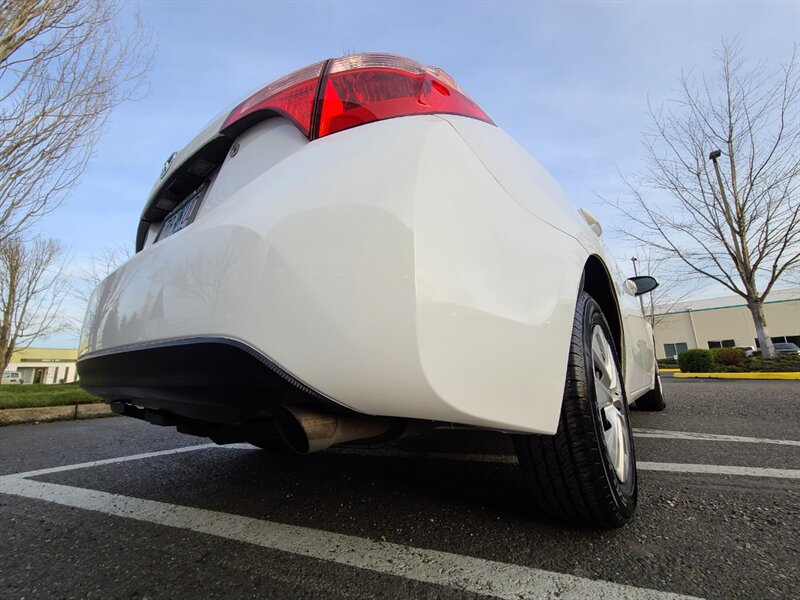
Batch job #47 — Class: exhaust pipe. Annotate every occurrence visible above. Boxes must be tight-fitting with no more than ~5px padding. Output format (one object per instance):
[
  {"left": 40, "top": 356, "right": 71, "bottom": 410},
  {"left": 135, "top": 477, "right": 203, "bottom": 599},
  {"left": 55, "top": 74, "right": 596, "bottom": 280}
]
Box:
[{"left": 274, "top": 405, "right": 396, "bottom": 454}]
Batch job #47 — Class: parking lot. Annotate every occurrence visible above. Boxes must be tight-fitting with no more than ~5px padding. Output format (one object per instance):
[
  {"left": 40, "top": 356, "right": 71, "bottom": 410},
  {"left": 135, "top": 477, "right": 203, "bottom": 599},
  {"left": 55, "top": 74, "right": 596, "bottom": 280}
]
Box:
[{"left": 1, "top": 377, "right": 798, "bottom": 599}]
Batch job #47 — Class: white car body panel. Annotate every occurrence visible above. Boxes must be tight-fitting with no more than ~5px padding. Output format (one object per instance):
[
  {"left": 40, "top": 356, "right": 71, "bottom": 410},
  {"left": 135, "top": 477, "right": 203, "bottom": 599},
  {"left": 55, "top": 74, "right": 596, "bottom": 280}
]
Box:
[
  {"left": 441, "top": 116, "right": 656, "bottom": 397},
  {"left": 80, "top": 114, "right": 655, "bottom": 435}
]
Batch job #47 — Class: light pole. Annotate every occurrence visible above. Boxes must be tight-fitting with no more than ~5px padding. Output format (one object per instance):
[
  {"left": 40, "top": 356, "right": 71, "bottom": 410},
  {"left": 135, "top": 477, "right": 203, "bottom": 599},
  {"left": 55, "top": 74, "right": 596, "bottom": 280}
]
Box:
[
  {"left": 709, "top": 148, "right": 772, "bottom": 358},
  {"left": 708, "top": 149, "right": 729, "bottom": 206},
  {"left": 686, "top": 307, "right": 699, "bottom": 349},
  {"left": 708, "top": 149, "right": 740, "bottom": 244}
]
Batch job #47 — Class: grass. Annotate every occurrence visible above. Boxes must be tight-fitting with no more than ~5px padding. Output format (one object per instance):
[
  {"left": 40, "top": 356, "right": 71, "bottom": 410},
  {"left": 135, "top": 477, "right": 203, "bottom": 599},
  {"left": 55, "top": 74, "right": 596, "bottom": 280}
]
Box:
[{"left": 0, "top": 384, "right": 102, "bottom": 410}]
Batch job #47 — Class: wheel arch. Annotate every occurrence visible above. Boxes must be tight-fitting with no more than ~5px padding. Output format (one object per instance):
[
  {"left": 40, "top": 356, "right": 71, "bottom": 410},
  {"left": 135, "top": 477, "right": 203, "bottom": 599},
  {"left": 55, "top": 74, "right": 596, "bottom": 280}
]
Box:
[{"left": 581, "top": 255, "right": 624, "bottom": 364}]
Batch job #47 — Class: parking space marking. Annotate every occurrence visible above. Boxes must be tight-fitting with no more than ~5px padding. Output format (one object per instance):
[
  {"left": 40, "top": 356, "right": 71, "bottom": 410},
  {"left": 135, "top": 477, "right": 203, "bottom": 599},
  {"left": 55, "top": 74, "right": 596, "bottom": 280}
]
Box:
[
  {"left": 636, "top": 462, "right": 800, "bottom": 479},
  {"left": 0, "top": 473, "right": 698, "bottom": 600},
  {"left": 329, "top": 448, "right": 800, "bottom": 479},
  {"left": 221, "top": 444, "right": 800, "bottom": 479},
  {"left": 8, "top": 443, "right": 218, "bottom": 479},
  {"left": 633, "top": 428, "right": 800, "bottom": 447}
]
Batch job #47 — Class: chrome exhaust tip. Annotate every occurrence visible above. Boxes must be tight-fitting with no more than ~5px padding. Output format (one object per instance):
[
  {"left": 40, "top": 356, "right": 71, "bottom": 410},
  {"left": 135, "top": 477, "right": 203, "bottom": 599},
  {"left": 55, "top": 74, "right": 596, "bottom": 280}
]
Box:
[{"left": 274, "top": 405, "right": 396, "bottom": 454}]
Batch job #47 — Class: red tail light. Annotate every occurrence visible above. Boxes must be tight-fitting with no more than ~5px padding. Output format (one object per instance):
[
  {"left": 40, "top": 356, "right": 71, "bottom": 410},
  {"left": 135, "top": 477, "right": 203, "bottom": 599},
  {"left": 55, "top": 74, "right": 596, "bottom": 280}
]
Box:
[
  {"left": 317, "top": 54, "right": 493, "bottom": 137},
  {"left": 221, "top": 53, "right": 493, "bottom": 140},
  {"left": 221, "top": 61, "right": 325, "bottom": 137}
]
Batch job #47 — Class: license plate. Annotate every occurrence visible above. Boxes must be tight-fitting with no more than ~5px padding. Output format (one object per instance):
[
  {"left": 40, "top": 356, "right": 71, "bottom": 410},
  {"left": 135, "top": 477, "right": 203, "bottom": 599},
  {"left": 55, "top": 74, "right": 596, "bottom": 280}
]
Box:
[{"left": 156, "top": 185, "right": 206, "bottom": 242}]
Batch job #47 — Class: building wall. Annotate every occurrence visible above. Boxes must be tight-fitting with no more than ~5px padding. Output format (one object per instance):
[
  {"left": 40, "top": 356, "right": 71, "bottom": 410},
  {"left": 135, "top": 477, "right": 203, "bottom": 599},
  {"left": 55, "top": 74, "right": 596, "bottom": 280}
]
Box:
[
  {"left": 5, "top": 348, "right": 79, "bottom": 384},
  {"left": 654, "top": 292, "right": 800, "bottom": 359}
]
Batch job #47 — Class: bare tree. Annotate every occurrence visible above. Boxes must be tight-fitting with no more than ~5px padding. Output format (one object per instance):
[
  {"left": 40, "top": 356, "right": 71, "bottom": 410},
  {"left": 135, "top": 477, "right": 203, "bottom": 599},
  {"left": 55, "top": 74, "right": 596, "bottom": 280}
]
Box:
[
  {"left": 0, "top": 236, "right": 69, "bottom": 371},
  {"left": 611, "top": 41, "right": 800, "bottom": 358},
  {"left": 0, "top": 0, "right": 153, "bottom": 240}
]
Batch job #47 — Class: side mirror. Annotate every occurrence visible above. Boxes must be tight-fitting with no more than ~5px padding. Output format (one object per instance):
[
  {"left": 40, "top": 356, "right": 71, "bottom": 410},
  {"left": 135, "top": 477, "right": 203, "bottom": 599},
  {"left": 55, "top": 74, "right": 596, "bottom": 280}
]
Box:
[{"left": 628, "top": 276, "right": 659, "bottom": 296}]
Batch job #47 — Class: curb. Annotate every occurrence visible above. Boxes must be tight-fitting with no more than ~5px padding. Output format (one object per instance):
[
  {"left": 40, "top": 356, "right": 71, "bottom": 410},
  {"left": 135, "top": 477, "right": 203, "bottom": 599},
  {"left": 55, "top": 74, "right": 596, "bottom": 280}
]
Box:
[
  {"left": 0, "top": 403, "right": 115, "bottom": 426},
  {"left": 673, "top": 372, "right": 800, "bottom": 380},
  {"left": 659, "top": 368, "right": 680, "bottom": 373}
]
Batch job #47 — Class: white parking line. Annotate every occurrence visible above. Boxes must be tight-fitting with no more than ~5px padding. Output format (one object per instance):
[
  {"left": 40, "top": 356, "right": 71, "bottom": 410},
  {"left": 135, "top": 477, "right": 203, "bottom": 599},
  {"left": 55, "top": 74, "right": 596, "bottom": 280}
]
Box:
[
  {"left": 2, "top": 441, "right": 792, "bottom": 598},
  {"left": 212, "top": 443, "right": 800, "bottom": 480},
  {"left": 636, "top": 462, "right": 800, "bottom": 479},
  {"left": 8, "top": 443, "right": 218, "bottom": 479},
  {"left": 633, "top": 429, "right": 800, "bottom": 447},
  {"left": 330, "top": 448, "right": 800, "bottom": 479},
  {"left": 0, "top": 471, "right": 698, "bottom": 600}
]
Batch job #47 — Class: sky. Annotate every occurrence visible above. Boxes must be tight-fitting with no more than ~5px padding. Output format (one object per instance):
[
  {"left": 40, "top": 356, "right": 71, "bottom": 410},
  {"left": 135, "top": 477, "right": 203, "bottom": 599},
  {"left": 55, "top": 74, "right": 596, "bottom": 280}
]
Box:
[{"left": 35, "top": 0, "right": 800, "bottom": 347}]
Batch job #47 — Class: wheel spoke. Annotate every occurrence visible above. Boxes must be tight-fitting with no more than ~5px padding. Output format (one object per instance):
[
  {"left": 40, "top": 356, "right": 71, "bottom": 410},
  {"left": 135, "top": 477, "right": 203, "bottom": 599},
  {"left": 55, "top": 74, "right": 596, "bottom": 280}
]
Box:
[
  {"left": 591, "top": 330, "right": 617, "bottom": 391},
  {"left": 605, "top": 406, "right": 628, "bottom": 479},
  {"left": 603, "top": 407, "right": 618, "bottom": 454},
  {"left": 594, "top": 377, "right": 615, "bottom": 409},
  {"left": 592, "top": 343, "right": 612, "bottom": 382}
]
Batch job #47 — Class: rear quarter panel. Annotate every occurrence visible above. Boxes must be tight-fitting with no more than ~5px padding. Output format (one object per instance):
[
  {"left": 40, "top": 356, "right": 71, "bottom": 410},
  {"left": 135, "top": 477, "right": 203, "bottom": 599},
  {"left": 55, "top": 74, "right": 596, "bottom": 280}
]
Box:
[{"left": 441, "top": 115, "right": 656, "bottom": 398}]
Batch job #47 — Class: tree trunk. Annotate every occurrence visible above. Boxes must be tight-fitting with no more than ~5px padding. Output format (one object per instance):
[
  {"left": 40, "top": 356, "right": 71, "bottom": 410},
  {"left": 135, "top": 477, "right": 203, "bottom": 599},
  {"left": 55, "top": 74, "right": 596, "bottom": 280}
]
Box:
[
  {"left": 747, "top": 298, "right": 776, "bottom": 358},
  {"left": 1, "top": 345, "right": 14, "bottom": 374},
  {"left": 0, "top": 263, "right": 17, "bottom": 374}
]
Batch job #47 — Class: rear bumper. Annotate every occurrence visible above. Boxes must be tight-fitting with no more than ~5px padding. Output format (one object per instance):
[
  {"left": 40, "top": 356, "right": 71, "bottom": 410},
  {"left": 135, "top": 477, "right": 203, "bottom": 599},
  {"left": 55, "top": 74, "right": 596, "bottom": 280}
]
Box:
[{"left": 79, "top": 115, "right": 588, "bottom": 434}]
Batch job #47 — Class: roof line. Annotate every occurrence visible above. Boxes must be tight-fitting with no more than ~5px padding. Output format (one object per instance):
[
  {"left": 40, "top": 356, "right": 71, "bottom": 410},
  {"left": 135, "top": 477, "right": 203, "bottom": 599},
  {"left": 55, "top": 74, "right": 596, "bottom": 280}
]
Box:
[{"left": 654, "top": 296, "right": 799, "bottom": 316}]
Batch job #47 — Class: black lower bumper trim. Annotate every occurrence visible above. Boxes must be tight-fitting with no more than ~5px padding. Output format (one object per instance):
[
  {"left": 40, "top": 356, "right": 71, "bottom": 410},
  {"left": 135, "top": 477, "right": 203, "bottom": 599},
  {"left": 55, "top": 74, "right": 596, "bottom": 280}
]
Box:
[{"left": 77, "top": 338, "right": 342, "bottom": 424}]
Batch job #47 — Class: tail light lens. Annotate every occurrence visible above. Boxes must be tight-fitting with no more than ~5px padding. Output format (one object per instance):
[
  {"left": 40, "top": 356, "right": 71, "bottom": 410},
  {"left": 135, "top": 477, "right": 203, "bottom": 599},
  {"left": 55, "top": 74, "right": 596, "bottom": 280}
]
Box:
[
  {"left": 221, "top": 61, "right": 325, "bottom": 137},
  {"left": 317, "top": 54, "right": 493, "bottom": 137},
  {"left": 221, "top": 53, "right": 493, "bottom": 140}
]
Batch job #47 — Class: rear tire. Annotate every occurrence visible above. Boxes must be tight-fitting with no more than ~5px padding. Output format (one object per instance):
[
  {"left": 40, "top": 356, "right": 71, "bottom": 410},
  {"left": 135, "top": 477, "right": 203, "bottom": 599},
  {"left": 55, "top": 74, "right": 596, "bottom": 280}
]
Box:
[
  {"left": 513, "top": 291, "right": 637, "bottom": 528},
  {"left": 633, "top": 368, "right": 666, "bottom": 411}
]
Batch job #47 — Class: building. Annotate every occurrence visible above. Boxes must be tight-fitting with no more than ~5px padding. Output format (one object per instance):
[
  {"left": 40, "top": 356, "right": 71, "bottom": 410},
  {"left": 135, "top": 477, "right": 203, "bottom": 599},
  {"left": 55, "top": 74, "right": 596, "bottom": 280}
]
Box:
[
  {"left": 653, "top": 287, "right": 800, "bottom": 359},
  {"left": 5, "top": 348, "right": 79, "bottom": 384}
]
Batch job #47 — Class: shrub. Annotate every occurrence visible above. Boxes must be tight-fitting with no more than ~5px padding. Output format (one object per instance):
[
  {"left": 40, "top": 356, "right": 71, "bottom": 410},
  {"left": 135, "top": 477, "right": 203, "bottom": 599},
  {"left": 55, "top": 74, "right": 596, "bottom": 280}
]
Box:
[
  {"left": 711, "top": 364, "right": 745, "bottom": 373},
  {"left": 658, "top": 358, "right": 678, "bottom": 366},
  {"left": 678, "top": 349, "right": 714, "bottom": 372},
  {"left": 740, "top": 356, "right": 800, "bottom": 372},
  {"left": 711, "top": 347, "right": 746, "bottom": 366}
]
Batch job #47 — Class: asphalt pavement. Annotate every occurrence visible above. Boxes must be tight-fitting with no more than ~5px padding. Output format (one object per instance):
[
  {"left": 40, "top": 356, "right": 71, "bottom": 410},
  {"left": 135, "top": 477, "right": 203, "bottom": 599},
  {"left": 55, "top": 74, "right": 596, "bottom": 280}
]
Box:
[{"left": 1, "top": 378, "right": 798, "bottom": 599}]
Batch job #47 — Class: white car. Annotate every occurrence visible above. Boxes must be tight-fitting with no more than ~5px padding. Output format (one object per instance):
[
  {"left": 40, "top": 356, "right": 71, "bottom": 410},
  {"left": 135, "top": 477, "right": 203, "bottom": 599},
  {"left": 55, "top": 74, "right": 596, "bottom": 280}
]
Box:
[
  {"left": 1, "top": 371, "right": 23, "bottom": 384},
  {"left": 78, "top": 53, "right": 664, "bottom": 528}
]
